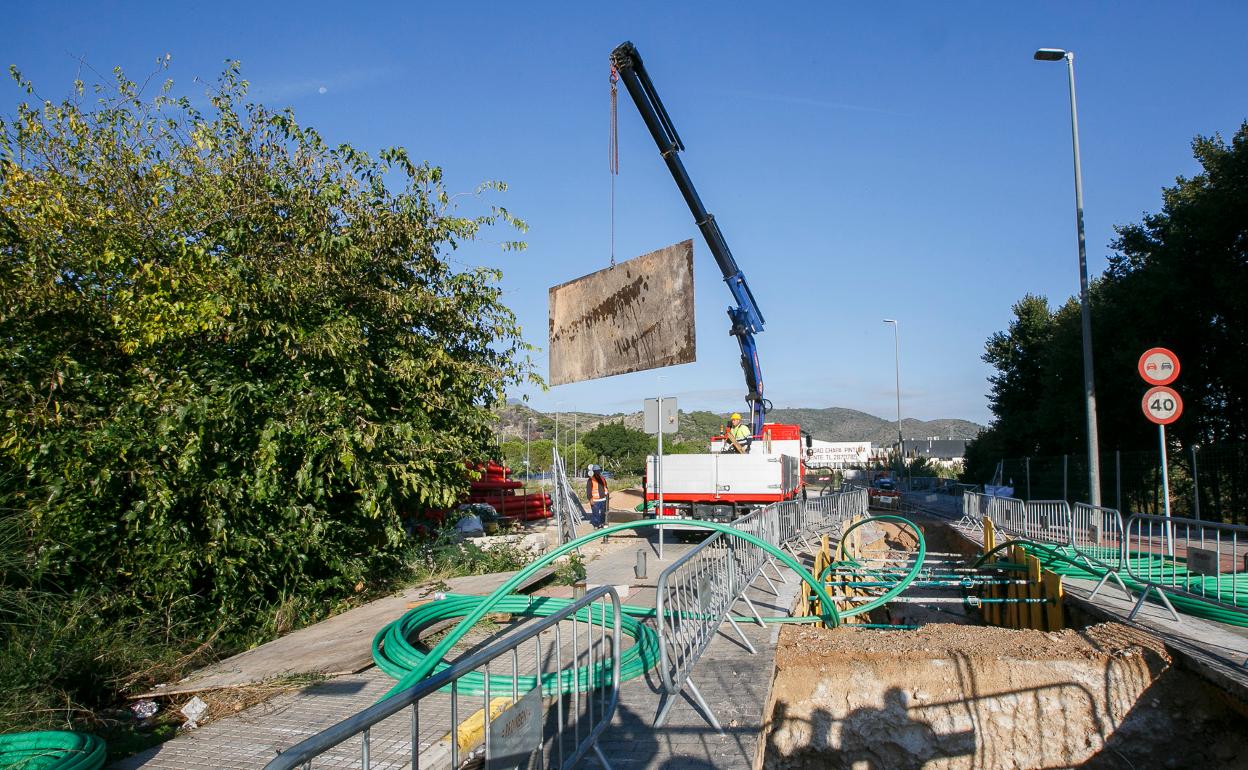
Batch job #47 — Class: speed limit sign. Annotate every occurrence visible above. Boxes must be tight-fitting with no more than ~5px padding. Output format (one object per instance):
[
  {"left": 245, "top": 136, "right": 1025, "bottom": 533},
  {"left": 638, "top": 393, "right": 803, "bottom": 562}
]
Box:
[{"left": 1142, "top": 386, "right": 1183, "bottom": 425}]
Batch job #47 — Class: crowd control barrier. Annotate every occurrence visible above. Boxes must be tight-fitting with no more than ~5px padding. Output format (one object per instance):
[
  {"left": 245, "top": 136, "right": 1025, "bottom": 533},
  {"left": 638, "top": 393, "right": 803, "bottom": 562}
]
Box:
[
  {"left": 264, "top": 587, "right": 622, "bottom": 770},
  {"left": 1124, "top": 514, "right": 1248, "bottom": 623}
]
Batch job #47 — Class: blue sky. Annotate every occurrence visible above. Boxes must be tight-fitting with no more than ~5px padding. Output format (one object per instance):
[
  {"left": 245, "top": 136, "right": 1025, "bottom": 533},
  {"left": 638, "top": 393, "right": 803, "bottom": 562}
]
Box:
[{"left": 8, "top": 2, "right": 1247, "bottom": 424}]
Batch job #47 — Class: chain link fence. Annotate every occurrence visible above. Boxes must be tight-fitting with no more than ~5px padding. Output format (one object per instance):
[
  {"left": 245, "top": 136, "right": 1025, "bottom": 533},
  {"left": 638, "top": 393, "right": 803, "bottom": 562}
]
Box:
[{"left": 1000, "top": 441, "right": 1248, "bottom": 525}]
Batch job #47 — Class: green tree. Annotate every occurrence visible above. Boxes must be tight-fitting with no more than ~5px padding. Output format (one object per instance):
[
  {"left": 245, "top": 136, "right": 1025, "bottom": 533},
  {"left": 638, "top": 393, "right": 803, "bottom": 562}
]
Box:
[
  {"left": 965, "top": 121, "right": 1248, "bottom": 490},
  {"left": 581, "top": 421, "right": 653, "bottom": 474},
  {"left": 0, "top": 62, "right": 532, "bottom": 643}
]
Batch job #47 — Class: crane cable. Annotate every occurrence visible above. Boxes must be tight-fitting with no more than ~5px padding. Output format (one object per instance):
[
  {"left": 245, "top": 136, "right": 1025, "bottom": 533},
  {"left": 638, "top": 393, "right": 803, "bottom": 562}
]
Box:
[{"left": 609, "top": 65, "right": 619, "bottom": 268}]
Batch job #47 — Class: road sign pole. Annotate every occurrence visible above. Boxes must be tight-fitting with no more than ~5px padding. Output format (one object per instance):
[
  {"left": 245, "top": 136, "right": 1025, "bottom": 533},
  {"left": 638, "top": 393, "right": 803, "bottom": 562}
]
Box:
[
  {"left": 657, "top": 394, "right": 664, "bottom": 560},
  {"left": 1159, "top": 423, "right": 1173, "bottom": 557}
]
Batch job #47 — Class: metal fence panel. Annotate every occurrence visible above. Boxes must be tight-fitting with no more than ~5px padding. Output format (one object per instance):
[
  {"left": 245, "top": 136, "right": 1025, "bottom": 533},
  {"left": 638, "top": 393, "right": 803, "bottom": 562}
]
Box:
[
  {"left": 264, "top": 587, "right": 622, "bottom": 770},
  {"left": 1124, "top": 513, "right": 1248, "bottom": 621},
  {"left": 1021, "top": 500, "right": 1071, "bottom": 545},
  {"left": 1070, "top": 502, "right": 1125, "bottom": 573}
]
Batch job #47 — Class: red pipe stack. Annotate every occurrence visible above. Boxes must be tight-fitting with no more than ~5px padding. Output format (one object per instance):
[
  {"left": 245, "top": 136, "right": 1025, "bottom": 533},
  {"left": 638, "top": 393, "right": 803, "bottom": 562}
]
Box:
[{"left": 466, "top": 462, "right": 551, "bottom": 521}]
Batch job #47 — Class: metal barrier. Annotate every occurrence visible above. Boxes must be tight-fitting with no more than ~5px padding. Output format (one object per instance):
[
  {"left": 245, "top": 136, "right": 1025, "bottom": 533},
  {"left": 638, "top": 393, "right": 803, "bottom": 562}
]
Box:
[
  {"left": 652, "top": 531, "right": 752, "bottom": 731},
  {"left": 1067, "top": 502, "right": 1132, "bottom": 600},
  {"left": 1018, "top": 500, "right": 1070, "bottom": 545},
  {"left": 957, "top": 491, "right": 990, "bottom": 531},
  {"left": 264, "top": 587, "right": 622, "bottom": 770},
  {"left": 1124, "top": 514, "right": 1248, "bottom": 623},
  {"left": 808, "top": 487, "right": 868, "bottom": 532},
  {"left": 987, "top": 495, "right": 1026, "bottom": 533},
  {"left": 651, "top": 486, "right": 866, "bottom": 731}
]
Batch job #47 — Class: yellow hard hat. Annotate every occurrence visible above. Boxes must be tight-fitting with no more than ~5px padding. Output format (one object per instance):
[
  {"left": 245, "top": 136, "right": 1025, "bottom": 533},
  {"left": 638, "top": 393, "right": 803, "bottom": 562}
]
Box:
[{"left": 731, "top": 413, "right": 742, "bottom": 420}]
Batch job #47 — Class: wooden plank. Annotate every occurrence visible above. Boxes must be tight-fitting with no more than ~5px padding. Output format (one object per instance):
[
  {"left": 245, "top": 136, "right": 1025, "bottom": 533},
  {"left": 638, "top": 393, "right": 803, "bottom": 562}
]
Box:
[
  {"left": 547, "top": 240, "right": 696, "bottom": 385},
  {"left": 1027, "top": 553, "right": 1043, "bottom": 630},
  {"left": 1043, "top": 571, "right": 1065, "bottom": 631}
]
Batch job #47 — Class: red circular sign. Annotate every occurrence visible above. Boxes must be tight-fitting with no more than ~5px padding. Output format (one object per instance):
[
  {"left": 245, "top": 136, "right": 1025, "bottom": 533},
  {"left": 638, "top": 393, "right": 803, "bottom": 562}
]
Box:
[
  {"left": 1142, "top": 386, "right": 1183, "bottom": 425},
  {"left": 1138, "top": 347, "right": 1180, "bottom": 385}
]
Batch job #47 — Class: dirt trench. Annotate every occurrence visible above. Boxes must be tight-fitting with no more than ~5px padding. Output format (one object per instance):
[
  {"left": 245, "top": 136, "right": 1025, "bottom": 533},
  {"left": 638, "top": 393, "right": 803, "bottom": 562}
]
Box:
[
  {"left": 761, "top": 515, "right": 1248, "bottom": 769},
  {"left": 762, "top": 621, "right": 1247, "bottom": 769}
]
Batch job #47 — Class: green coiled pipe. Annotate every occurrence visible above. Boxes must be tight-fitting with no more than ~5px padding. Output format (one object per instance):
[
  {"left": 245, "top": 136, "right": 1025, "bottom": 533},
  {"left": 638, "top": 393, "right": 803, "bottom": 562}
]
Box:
[
  {"left": 0, "top": 731, "right": 105, "bottom": 770},
  {"left": 373, "top": 593, "right": 660, "bottom": 696},
  {"left": 378, "top": 518, "right": 845, "bottom": 700}
]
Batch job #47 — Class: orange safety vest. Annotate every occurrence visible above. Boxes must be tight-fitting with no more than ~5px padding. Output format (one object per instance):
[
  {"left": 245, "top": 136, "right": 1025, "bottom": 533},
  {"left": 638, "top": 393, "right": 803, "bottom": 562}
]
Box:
[{"left": 587, "top": 475, "right": 608, "bottom": 502}]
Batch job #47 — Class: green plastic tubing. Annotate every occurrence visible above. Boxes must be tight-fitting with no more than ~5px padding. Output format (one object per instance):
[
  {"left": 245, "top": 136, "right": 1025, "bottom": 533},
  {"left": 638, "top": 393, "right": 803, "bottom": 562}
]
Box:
[
  {"left": 373, "top": 593, "right": 661, "bottom": 696},
  {"left": 0, "top": 731, "right": 105, "bottom": 770},
  {"left": 973, "top": 538, "right": 1248, "bottom": 628},
  {"left": 379, "top": 518, "right": 843, "bottom": 700},
  {"left": 818, "top": 515, "right": 928, "bottom": 621}
]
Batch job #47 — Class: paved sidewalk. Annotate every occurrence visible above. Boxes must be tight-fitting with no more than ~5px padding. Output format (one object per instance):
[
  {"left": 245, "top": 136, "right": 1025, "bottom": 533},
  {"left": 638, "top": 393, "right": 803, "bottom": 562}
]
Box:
[{"left": 113, "top": 527, "right": 803, "bottom": 769}]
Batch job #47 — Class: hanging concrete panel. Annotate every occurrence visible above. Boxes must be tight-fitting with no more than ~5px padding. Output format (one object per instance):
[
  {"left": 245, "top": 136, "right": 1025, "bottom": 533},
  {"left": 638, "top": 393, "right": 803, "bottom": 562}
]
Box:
[{"left": 548, "top": 240, "right": 696, "bottom": 385}]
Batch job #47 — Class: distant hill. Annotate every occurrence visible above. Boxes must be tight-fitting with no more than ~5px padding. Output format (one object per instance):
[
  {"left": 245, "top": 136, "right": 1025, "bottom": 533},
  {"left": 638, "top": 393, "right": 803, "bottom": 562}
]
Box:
[
  {"left": 766, "top": 407, "right": 982, "bottom": 445},
  {"left": 496, "top": 404, "right": 982, "bottom": 446}
]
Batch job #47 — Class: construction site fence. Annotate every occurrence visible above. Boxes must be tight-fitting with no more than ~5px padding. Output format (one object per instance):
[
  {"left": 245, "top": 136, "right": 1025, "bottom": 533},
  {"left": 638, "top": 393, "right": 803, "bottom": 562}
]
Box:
[
  {"left": 1124, "top": 513, "right": 1248, "bottom": 621},
  {"left": 264, "top": 586, "right": 622, "bottom": 770},
  {"left": 961, "top": 491, "right": 1248, "bottom": 623},
  {"left": 998, "top": 440, "right": 1248, "bottom": 526},
  {"left": 652, "top": 486, "right": 868, "bottom": 729}
]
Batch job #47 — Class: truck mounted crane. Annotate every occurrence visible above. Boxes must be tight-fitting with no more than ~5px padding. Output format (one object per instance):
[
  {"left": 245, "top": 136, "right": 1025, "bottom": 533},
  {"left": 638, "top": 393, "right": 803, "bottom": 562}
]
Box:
[
  {"left": 612, "top": 42, "right": 811, "bottom": 529},
  {"left": 610, "top": 41, "right": 770, "bottom": 437}
]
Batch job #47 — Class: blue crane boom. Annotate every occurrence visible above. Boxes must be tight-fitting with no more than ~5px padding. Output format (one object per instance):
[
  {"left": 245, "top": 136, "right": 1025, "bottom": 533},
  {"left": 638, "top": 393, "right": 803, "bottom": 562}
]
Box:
[{"left": 609, "top": 41, "right": 770, "bottom": 436}]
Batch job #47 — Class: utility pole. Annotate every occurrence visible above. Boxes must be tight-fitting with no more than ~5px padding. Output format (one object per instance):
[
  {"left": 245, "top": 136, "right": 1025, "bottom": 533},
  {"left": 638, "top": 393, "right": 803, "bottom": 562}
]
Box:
[{"left": 883, "top": 319, "right": 903, "bottom": 485}]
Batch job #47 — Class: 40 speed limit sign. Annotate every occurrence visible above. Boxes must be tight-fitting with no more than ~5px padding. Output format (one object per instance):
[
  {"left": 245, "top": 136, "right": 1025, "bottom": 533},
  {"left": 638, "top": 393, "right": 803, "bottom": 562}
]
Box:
[{"left": 1142, "top": 386, "right": 1183, "bottom": 425}]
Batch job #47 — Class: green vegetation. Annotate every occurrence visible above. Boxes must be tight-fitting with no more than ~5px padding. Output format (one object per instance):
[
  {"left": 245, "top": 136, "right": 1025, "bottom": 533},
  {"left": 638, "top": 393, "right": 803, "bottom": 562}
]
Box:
[
  {"left": 581, "top": 422, "right": 652, "bottom": 474},
  {"left": 965, "top": 122, "right": 1248, "bottom": 510},
  {"left": 0, "top": 62, "right": 534, "bottom": 734},
  {"left": 551, "top": 553, "right": 587, "bottom": 586}
]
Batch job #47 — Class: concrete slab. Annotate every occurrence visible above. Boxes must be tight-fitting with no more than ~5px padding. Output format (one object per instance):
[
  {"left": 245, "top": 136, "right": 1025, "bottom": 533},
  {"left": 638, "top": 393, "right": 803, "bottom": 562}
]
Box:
[
  {"left": 140, "top": 567, "right": 554, "bottom": 698},
  {"left": 547, "top": 240, "right": 696, "bottom": 386}
]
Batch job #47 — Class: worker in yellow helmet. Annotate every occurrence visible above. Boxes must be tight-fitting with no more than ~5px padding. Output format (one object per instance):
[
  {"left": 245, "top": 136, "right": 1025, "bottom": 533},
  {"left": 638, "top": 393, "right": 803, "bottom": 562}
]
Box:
[{"left": 724, "top": 412, "right": 752, "bottom": 453}]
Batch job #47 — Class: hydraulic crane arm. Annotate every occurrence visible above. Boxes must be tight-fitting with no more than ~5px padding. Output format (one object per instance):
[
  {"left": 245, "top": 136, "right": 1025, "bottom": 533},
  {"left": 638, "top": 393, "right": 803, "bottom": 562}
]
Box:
[{"left": 610, "top": 41, "right": 769, "bottom": 435}]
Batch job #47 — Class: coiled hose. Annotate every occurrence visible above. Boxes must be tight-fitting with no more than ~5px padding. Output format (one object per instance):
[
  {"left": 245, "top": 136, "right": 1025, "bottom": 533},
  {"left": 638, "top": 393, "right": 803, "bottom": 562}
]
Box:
[
  {"left": 373, "top": 593, "right": 660, "bottom": 696},
  {"left": 375, "top": 516, "right": 929, "bottom": 699},
  {"left": 973, "top": 538, "right": 1248, "bottom": 628},
  {"left": 377, "top": 518, "right": 849, "bottom": 699},
  {"left": 816, "top": 515, "right": 927, "bottom": 621},
  {"left": 0, "top": 731, "right": 105, "bottom": 770}
]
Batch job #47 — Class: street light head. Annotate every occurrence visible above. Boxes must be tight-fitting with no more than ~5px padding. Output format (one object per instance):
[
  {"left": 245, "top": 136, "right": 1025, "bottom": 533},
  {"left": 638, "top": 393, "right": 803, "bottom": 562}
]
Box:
[
  {"left": 883, "top": 318, "right": 897, "bottom": 324},
  {"left": 1034, "top": 48, "right": 1068, "bottom": 61}
]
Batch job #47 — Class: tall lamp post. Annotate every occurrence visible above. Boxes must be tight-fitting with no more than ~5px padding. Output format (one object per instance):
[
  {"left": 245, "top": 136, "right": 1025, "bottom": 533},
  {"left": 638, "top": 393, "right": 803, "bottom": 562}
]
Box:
[
  {"left": 525, "top": 417, "right": 534, "bottom": 489},
  {"left": 883, "top": 319, "right": 903, "bottom": 484},
  {"left": 554, "top": 401, "right": 564, "bottom": 471},
  {"left": 1035, "top": 47, "right": 1102, "bottom": 506}
]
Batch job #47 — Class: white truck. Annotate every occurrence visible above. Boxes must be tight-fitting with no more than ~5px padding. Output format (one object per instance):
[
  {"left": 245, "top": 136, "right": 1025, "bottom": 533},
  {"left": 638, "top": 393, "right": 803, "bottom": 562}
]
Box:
[{"left": 643, "top": 422, "right": 809, "bottom": 530}]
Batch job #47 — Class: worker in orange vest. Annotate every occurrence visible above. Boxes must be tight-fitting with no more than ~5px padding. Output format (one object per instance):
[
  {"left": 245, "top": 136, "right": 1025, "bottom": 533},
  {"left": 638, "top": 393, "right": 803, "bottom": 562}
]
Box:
[{"left": 586, "top": 465, "right": 609, "bottom": 529}]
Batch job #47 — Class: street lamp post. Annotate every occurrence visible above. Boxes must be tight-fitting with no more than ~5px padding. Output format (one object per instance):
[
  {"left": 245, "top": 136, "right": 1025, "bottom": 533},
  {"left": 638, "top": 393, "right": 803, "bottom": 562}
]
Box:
[
  {"left": 554, "top": 401, "right": 563, "bottom": 470},
  {"left": 883, "top": 319, "right": 903, "bottom": 482},
  {"left": 525, "top": 417, "right": 533, "bottom": 489},
  {"left": 1035, "top": 47, "right": 1103, "bottom": 506}
]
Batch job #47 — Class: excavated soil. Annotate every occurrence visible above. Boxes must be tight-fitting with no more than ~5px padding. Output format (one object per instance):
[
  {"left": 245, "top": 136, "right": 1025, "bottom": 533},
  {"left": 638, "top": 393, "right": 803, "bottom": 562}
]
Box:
[{"left": 764, "top": 615, "right": 1248, "bottom": 769}]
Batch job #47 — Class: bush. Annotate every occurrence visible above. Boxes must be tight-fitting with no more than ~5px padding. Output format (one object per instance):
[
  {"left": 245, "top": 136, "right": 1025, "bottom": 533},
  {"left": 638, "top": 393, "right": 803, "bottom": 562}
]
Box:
[{"left": 0, "top": 62, "right": 533, "bottom": 728}]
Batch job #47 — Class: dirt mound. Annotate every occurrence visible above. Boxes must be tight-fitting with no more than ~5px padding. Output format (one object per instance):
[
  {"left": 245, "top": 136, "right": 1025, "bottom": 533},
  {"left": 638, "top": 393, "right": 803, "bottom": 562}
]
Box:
[{"left": 777, "top": 622, "right": 1168, "bottom": 666}]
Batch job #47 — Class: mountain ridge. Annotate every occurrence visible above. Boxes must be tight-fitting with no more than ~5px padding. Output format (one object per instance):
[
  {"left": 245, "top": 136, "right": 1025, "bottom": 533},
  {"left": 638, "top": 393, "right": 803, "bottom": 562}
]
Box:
[{"left": 496, "top": 404, "right": 983, "bottom": 447}]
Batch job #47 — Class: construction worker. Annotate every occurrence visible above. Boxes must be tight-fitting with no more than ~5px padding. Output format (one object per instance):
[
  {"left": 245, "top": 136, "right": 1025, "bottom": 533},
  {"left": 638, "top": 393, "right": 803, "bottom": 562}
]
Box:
[
  {"left": 586, "top": 465, "right": 609, "bottom": 528},
  {"left": 725, "top": 413, "right": 752, "bottom": 453}
]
